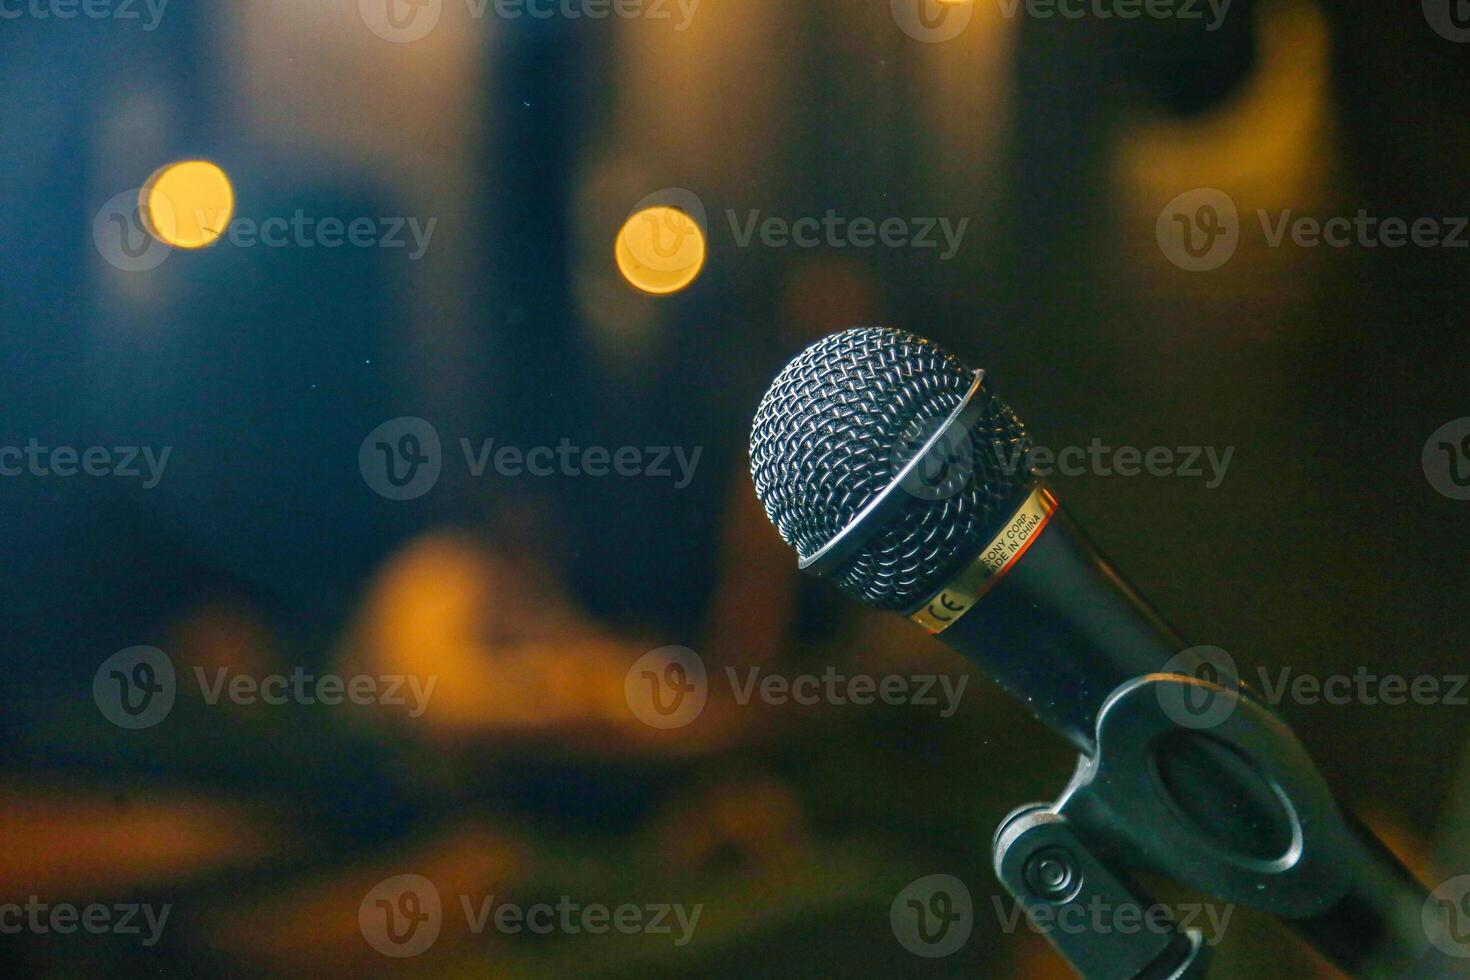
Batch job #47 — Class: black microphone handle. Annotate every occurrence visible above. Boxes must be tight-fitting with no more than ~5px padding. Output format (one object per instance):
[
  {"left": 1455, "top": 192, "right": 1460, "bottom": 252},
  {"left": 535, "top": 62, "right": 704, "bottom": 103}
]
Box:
[{"left": 916, "top": 495, "right": 1182, "bottom": 755}]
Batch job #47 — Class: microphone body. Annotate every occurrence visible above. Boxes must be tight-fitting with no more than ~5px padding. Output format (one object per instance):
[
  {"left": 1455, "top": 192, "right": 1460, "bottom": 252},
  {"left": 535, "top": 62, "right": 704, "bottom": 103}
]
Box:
[{"left": 906, "top": 485, "right": 1181, "bottom": 753}]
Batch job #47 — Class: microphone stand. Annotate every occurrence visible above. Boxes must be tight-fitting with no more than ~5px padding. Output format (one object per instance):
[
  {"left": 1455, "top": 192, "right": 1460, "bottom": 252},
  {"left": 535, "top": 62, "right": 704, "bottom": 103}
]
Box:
[{"left": 990, "top": 673, "right": 1453, "bottom": 978}]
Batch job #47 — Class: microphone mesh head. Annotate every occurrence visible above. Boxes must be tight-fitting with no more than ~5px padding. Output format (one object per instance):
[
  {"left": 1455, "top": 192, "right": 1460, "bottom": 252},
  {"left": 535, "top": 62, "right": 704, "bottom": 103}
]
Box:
[{"left": 749, "top": 326, "right": 1032, "bottom": 610}]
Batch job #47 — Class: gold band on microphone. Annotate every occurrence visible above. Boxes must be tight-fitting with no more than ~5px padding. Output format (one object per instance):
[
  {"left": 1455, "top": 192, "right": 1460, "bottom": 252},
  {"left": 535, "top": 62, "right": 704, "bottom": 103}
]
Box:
[{"left": 909, "top": 486, "right": 1058, "bottom": 635}]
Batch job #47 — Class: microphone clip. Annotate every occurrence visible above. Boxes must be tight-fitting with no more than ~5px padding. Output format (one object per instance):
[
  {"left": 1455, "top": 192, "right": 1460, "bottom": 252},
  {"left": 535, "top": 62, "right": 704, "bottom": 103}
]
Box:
[{"left": 991, "top": 674, "right": 1434, "bottom": 978}]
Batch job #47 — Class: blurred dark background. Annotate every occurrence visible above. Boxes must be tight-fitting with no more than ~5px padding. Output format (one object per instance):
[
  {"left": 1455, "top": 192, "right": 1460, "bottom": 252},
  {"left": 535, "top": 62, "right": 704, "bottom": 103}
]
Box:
[{"left": 1, "top": 0, "right": 1468, "bottom": 976}]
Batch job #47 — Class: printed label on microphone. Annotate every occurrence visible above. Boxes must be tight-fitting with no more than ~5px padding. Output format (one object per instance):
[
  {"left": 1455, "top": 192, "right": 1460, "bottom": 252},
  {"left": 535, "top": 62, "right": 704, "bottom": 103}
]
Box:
[{"left": 910, "top": 487, "right": 1057, "bottom": 634}]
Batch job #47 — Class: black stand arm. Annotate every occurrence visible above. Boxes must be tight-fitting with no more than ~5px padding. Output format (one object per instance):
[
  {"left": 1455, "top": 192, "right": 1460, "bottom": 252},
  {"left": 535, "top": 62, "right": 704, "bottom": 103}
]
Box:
[{"left": 992, "top": 674, "right": 1455, "bottom": 978}]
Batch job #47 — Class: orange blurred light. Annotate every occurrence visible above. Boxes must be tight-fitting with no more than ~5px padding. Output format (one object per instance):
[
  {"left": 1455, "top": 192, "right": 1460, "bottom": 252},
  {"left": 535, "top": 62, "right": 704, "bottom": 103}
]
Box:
[
  {"left": 615, "top": 206, "right": 706, "bottom": 295},
  {"left": 142, "top": 160, "right": 235, "bottom": 250}
]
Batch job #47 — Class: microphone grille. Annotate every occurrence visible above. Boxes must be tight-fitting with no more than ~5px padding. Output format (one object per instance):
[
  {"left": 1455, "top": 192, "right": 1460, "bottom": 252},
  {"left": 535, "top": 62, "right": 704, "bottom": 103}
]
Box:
[{"left": 749, "top": 326, "right": 1032, "bottom": 610}]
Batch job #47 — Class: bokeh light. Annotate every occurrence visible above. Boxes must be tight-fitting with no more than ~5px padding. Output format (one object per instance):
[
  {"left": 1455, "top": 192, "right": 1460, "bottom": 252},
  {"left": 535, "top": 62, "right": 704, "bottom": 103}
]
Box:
[
  {"left": 614, "top": 206, "right": 706, "bottom": 295},
  {"left": 142, "top": 160, "right": 235, "bottom": 250}
]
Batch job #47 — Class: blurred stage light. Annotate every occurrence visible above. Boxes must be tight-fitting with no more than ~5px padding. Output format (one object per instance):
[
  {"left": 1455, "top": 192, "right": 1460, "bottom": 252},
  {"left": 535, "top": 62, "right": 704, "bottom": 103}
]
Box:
[
  {"left": 615, "top": 206, "right": 706, "bottom": 295},
  {"left": 1119, "top": 0, "right": 1328, "bottom": 206},
  {"left": 142, "top": 160, "right": 235, "bottom": 250}
]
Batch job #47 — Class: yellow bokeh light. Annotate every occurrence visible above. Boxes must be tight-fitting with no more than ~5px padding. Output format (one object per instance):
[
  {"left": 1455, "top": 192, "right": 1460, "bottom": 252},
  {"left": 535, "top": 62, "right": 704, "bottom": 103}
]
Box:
[
  {"left": 141, "top": 160, "right": 235, "bottom": 250},
  {"left": 615, "top": 206, "right": 706, "bottom": 296}
]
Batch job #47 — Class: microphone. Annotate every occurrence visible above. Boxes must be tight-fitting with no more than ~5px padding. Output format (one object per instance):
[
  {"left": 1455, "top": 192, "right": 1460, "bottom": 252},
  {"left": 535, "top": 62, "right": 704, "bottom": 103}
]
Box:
[
  {"left": 748, "top": 325, "right": 1185, "bottom": 752},
  {"left": 749, "top": 326, "right": 1440, "bottom": 974}
]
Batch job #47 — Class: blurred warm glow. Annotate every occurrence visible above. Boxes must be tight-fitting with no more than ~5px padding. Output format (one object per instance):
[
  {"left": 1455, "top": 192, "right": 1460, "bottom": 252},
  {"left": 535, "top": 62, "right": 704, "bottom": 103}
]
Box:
[
  {"left": 577, "top": 0, "right": 795, "bottom": 361},
  {"left": 167, "top": 601, "right": 280, "bottom": 677},
  {"left": 338, "top": 534, "right": 650, "bottom": 735},
  {"left": 205, "top": 820, "right": 524, "bottom": 970},
  {"left": 610, "top": 0, "right": 794, "bottom": 192},
  {"left": 1118, "top": 0, "right": 1332, "bottom": 209},
  {"left": 615, "top": 206, "right": 707, "bottom": 295},
  {"left": 648, "top": 777, "right": 806, "bottom": 875},
  {"left": 142, "top": 160, "right": 235, "bottom": 249},
  {"left": 0, "top": 786, "right": 281, "bottom": 897},
  {"left": 920, "top": 0, "right": 1013, "bottom": 201},
  {"left": 335, "top": 533, "right": 747, "bottom": 754}
]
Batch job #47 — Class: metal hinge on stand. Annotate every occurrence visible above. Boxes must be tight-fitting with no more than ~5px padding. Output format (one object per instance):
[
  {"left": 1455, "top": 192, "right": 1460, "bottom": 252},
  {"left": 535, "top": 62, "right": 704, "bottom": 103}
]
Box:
[{"left": 994, "top": 804, "right": 1211, "bottom": 979}]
